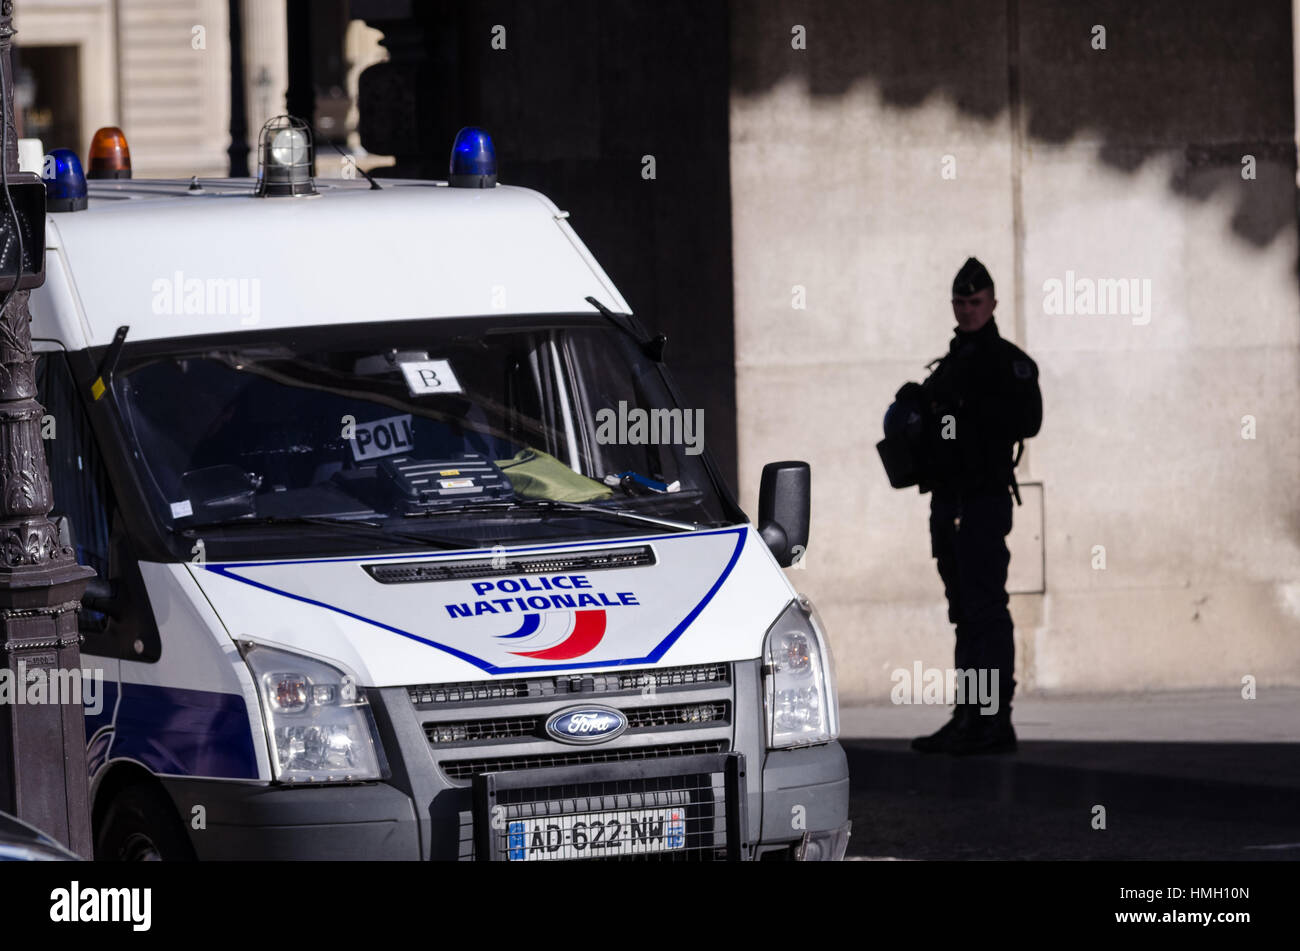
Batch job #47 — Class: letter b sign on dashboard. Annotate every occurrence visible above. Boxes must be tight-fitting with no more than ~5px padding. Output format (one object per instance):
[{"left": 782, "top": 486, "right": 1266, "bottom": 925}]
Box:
[{"left": 401, "top": 359, "right": 462, "bottom": 396}]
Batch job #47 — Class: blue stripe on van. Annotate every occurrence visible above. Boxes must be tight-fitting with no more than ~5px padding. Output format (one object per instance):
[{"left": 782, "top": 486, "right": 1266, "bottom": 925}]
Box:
[
  {"left": 83, "top": 678, "right": 118, "bottom": 742},
  {"left": 109, "top": 683, "right": 259, "bottom": 779}
]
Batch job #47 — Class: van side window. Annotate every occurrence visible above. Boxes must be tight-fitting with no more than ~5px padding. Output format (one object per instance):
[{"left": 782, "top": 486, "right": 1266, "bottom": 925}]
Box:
[
  {"left": 563, "top": 329, "right": 684, "bottom": 484},
  {"left": 35, "top": 351, "right": 113, "bottom": 622}
]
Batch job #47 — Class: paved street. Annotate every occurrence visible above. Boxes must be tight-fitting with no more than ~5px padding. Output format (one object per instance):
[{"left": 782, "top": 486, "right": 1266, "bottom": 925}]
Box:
[{"left": 839, "top": 689, "right": 1300, "bottom": 860}]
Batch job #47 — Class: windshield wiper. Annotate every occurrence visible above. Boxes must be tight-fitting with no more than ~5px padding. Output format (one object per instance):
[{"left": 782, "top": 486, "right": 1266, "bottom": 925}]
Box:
[
  {"left": 403, "top": 498, "right": 702, "bottom": 532},
  {"left": 523, "top": 498, "right": 702, "bottom": 531},
  {"left": 173, "top": 514, "right": 464, "bottom": 550},
  {"left": 586, "top": 296, "right": 667, "bottom": 362}
]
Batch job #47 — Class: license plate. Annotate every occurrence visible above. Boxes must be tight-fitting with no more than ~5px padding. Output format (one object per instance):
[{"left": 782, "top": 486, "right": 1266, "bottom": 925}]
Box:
[{"left": 506, "top": 807, "right": 686, "bottom": 861}]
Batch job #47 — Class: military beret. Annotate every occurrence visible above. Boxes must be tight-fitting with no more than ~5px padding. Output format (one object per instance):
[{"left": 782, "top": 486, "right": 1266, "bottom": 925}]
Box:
[{"left": 953, "top": 257, "right": 994, "bottom": 297}]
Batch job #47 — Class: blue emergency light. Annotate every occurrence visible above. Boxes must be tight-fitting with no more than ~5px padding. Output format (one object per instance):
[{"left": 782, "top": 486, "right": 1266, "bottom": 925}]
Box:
[
  {"left": 449, "top": 127, "right": 497, "bottom": 188},
  {"left": 42, "top": 148, "right": 88, "bottom": 212}
]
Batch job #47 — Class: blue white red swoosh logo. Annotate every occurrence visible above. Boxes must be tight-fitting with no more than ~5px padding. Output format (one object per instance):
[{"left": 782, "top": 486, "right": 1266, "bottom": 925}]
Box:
[{"left": 496, "top": 610, "right": 607, "bottom": 659}]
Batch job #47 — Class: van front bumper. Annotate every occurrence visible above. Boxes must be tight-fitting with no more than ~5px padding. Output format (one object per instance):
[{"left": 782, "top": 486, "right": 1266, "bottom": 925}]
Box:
[
  {"left": 165, "top": 741, "right": 850, "bottom": 861},
  {"left": 163, "top": 663, "right": 851, "bottom": 861},
  {"left": 755, "top": 742, "right": 852, "bottom": 860},
  {"left": 163, "top": 778, "right": 421, "bottom": 861}
]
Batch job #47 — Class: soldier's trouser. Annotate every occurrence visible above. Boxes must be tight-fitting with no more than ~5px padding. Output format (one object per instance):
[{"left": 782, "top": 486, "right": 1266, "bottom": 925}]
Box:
[{"left": 929, "top": 490, "right": 1015, "bottom": 713}]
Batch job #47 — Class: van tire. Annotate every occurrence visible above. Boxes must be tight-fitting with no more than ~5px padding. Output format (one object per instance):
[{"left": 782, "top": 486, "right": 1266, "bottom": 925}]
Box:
[{"left": 96, "top": 782, "right": 197, "bottom": 862}]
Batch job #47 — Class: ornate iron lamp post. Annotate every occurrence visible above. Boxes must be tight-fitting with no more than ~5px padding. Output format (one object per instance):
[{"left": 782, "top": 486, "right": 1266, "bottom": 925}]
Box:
[{"left": 0, "top": 0, "right": 95, "bottom": 856}]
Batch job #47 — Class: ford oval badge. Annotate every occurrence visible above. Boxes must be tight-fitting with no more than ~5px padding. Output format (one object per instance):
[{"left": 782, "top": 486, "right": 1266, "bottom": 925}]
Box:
[{"left": 545, "top": 705, "right": 628, "bottom": 745}]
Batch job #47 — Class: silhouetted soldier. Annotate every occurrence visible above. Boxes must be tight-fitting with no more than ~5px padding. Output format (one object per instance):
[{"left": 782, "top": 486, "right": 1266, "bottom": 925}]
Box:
[{"left": 879, "top": 258, "right": 1041, "bottom": 754}]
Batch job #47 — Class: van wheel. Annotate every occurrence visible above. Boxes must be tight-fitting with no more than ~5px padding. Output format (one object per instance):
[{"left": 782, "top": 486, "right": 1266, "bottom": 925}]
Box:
[{"left": 96, "top": 783, "right": 196, "bottom": 862}]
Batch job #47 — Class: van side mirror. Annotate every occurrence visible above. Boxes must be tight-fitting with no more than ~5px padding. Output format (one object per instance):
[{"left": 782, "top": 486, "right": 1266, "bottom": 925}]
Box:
[
  {"left": 83, "top": 577, "right": 124, "bottom": 621},
  {"left": 758, "top": 461, "right": 810, "bottom": 567},
  {"left": 642, "top": 333, "right": 667, "bottom": 362},
  {"left": 54, "top": 516, "right": 122, "bottom": 620}
]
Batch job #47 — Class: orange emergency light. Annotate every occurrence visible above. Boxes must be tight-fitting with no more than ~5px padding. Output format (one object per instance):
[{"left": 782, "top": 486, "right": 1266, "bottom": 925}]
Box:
[{"left": 87, "top": 127, "right": 132, "bottom": 179}]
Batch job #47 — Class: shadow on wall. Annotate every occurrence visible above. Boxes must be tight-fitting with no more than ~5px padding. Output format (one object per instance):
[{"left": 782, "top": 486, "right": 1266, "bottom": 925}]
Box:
[
  {"left": 352, "top": 0, "right": 739, "bottom": 492},
  {"left": 732, "top": 0, "right": 1297, "bottom": 254}
]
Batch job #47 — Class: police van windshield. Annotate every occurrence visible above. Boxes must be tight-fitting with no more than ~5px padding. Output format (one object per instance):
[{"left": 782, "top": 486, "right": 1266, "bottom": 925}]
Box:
[{"left": 110, "top": 316, "right": 731, "bottom": 555}]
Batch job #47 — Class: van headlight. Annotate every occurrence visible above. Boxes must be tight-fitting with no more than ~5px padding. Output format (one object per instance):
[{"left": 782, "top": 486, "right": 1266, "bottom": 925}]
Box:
[
  {"left": 763, "top": 598, "right": 839, "bottom": 749},
  {"left": 243, "top": 645, "right": 385, "bottom": 783}
]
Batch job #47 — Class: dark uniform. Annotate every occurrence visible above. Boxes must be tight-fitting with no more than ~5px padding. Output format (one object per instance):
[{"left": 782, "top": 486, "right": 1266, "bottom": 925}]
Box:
[{"left": 910, "top": 259, "right": 1041, "bottom": 754}]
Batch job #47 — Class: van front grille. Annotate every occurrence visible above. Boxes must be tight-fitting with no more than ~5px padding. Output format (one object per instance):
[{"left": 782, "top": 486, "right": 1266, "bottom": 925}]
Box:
[
  {"left": 624, "top": 702, "right": 729, "bottom": 729},
  {"left": 439, "top": 740, "right": 728, "bottom": 782},
  {"left": 407, "top": 662, "right": 730, "bottom": 707},
  {"left": 424, "top": 702, "right": 731, "bottom": 747},
  {"left": 426, "top": 716, "right": 540, "bottom": 745}
]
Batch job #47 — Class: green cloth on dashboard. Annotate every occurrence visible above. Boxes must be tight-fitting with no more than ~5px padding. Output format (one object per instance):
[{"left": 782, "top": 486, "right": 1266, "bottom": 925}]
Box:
[{"left": 495, "top": 448, "right": 614, "bottom": 502}]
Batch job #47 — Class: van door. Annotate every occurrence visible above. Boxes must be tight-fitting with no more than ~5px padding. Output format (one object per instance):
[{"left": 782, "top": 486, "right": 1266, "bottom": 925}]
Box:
[
  {"left": 34, "top": 347, "right": 159, "bottom": 659},
  {"left": 32, "top": 345, "right": 128, "bottom": 772}
]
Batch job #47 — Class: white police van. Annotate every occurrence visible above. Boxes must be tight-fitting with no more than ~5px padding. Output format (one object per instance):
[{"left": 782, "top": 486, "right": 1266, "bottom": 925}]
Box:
[{"left": 30, "top": 123, "right": 850, "bottom": 861}]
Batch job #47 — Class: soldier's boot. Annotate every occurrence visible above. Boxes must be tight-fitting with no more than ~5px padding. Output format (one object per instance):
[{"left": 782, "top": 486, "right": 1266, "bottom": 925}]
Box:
[
  {"left": 910, "top": 704, "right": 975, "bottom": 753},
  {"left": 948, "top": 704, "right": 1016, "bottom": 756}
]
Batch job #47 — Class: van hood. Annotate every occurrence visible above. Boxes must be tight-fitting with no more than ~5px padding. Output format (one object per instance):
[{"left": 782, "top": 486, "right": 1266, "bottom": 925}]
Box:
[{"left": 187, "top": 526, "right": 795, "bottom": 687}]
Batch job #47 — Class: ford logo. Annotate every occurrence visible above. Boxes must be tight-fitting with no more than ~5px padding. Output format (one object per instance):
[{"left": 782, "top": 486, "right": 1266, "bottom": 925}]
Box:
[{"left": 545, "top": 706, "right": 628, "bottom": 745}]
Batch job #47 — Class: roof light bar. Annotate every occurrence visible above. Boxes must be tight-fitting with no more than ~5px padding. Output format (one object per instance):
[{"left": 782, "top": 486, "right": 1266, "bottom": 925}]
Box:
[
  {"left": 449, "top": 127, "right": 497, "bottom": 188},
  {"left": 256, "top": 115, "right": 317, "bottom": 198},
  {"left": 87, "top": 127, "right": 132, "bottom": 179},
  {"left": 42, "top": 148, "right": 87, "bottom": 212}
]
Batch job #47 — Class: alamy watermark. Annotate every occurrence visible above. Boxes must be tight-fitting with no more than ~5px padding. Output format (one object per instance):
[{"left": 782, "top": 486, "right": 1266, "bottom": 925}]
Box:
[
  {"left": 151, "top": 270, "right": 261, "bottom": 325},
  {"left": 1042, "top": 270, "right": 1151, "bottom": 325},
  {"left": 0, "top": 662, "right": 103, "bottom": 716},
  {"left": 890, "top": 663, "right": 999, "bottom": 715},
  {"left": 50, "top": 882, "right": 150, "bottom": 931},
  {"left": 594, "top": 401, "right": 704, "bottom": 456}
]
